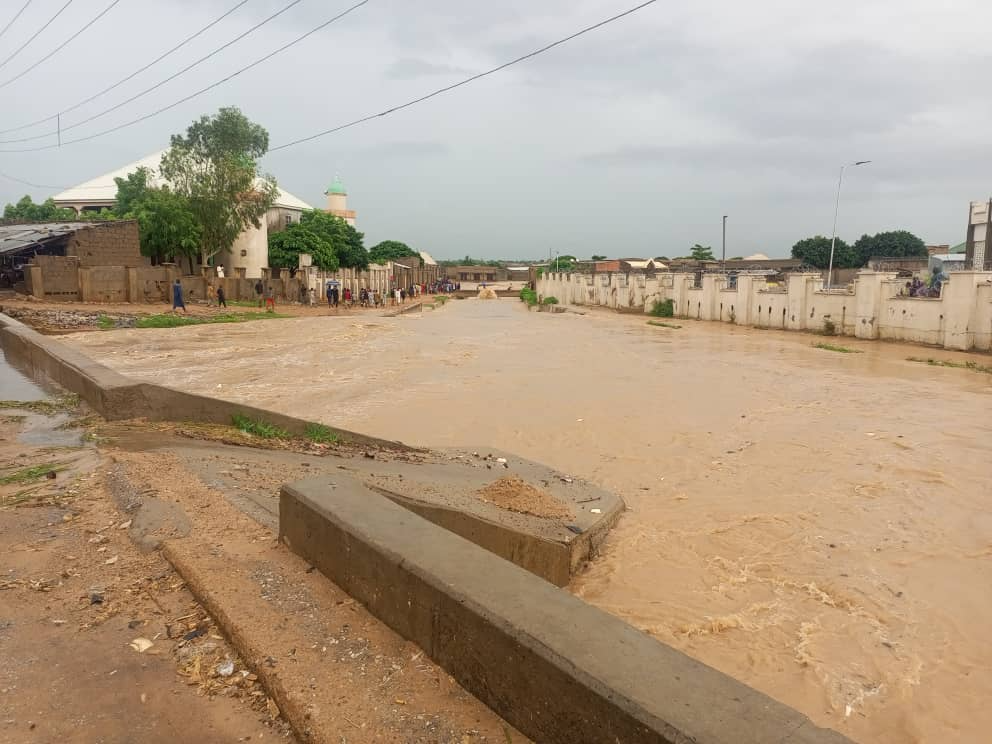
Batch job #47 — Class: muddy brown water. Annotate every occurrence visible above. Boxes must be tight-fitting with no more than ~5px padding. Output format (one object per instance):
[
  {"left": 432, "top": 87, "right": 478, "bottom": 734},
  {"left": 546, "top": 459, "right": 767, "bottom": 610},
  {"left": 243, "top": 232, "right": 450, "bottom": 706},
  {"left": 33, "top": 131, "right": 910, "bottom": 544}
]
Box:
[{"left": 64, "top": 299, "right": 992, "bottom": 743}]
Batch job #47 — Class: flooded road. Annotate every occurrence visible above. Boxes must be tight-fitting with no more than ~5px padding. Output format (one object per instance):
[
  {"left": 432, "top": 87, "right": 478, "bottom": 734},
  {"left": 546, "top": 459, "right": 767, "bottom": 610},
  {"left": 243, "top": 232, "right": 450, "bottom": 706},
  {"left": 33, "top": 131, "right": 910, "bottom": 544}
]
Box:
[{"left": 65, "top": 299, "right": 992, "bottom": 743}]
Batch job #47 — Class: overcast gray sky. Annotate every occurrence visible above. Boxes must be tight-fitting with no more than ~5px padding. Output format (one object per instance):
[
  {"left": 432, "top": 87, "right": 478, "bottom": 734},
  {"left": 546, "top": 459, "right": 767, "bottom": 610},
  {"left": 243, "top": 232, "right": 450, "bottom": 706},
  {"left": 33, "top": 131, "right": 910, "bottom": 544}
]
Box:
[{"left": 0, "top": 0, "right": 989, "bottom": 259}]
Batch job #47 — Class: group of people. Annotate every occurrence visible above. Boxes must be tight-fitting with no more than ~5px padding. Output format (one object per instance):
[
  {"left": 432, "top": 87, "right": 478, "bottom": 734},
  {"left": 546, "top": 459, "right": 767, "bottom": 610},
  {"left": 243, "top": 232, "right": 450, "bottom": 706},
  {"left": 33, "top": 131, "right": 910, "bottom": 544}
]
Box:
[
  {"left": 902, "top": 268, "right": 946, "bottom": 298},
  {"left": 429, "top": 280, "right": 459, "bottom": 293}
]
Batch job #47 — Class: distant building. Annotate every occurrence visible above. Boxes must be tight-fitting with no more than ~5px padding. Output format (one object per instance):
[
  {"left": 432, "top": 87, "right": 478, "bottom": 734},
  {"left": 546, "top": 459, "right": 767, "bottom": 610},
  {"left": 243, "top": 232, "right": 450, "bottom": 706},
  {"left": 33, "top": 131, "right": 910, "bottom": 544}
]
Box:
[
  {"left": 52, "top": 151, "right": 311, "bottom": 278},
  {"left": 324, "top": 177, "right": 356, "bottom": 226},
  {"left": 445, "top": 265, "right": 508, "bottom": 283},
  {"left": 926, "top": 244, "right": 950, "bottom": 256}
]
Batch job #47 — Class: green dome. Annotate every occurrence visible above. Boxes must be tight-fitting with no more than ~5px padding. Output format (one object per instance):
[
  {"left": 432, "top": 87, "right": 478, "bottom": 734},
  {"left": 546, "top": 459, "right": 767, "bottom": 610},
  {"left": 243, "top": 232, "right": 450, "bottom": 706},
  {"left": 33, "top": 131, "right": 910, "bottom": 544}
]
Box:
[{"left": 325, "top": 177, "right": 346, "bottom": 195}]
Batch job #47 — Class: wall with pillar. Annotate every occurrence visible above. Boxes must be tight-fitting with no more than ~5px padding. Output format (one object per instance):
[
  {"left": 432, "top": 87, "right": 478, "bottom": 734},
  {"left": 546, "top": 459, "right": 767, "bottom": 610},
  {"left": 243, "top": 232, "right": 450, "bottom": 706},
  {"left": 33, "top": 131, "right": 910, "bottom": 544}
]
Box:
[{"left": 538, "top": 270, "right": 992, "bottom": 352}]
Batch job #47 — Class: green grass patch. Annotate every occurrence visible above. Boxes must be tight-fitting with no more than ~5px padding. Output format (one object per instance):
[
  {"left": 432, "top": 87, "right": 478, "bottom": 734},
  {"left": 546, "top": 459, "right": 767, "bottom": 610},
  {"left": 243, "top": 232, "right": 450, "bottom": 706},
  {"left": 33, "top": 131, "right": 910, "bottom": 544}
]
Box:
[
  {"left": 435, "top": 295, "right": 449, "bottom": 305},
  {"left": 304, "top": 423, "right": 340, "bottom": 444},
  {"left": 813, "top": 342, "right": 862, "bottom": 354},
  {"left": 97, "top": 314, "right": 115, "bottom": 330},
  {"left": 0, "top": 395, "right": 80, "bottom": 415},
  {"left": 136, "top": 311, "right": 288, "bottom": 329},
  {"left": 906, "top": 356, "right": 992, "bottom": 374},
  {"left": 0, "top": 462, "right": 69, "bottom": 486},
  {"left": 231, "top": 413, "right": 290, "bottom": 439},
  {"left": 649, "top": 298, "right": 675, "bottom": 317},
  {"left": 225, "top": 299, "right": 263, "bottom": 308},
  {"left": 647, "top": 320, "right": 682, "bottom": 329}
]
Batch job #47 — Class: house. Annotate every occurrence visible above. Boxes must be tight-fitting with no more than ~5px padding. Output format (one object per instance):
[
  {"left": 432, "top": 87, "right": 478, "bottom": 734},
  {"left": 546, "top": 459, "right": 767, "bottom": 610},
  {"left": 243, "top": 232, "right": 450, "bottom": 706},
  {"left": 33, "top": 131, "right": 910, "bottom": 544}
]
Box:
[
  {"left": 52, "top": 151, "right": 312, "bottom": 278},
  {"left": 445, "top": 265, "right": 508, "bottom": 283}
]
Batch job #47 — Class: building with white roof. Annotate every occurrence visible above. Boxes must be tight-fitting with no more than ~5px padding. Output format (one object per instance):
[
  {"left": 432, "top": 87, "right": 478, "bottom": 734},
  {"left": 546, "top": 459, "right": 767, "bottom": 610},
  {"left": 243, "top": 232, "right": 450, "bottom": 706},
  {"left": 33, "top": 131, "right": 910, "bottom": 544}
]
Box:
[{"left": 52, "top": 151, "right": 313, "bottom": 279}]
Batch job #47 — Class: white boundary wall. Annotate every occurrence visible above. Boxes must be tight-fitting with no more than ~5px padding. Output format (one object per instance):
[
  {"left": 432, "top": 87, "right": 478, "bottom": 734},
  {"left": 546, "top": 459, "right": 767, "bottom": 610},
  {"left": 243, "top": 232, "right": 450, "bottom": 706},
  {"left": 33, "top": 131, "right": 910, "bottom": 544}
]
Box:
[{"left": 537, "top": 270, "right": 992, "bottom": 352}]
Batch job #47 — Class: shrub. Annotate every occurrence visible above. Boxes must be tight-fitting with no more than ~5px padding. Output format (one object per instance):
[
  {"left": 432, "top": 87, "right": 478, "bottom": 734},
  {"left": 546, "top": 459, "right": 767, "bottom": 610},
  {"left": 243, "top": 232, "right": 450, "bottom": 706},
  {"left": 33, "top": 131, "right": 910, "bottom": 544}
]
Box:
[
  {"left": 649, "top": 298, "right": 675, "bottom": 317},
  {"left": 542, "top": 296, "right": 559, "bottom": 305},
  {"left": 823, "top": 318, "right": 836, "bottom": 336},
  {"left": 305, "top": 423, "right": 340, "bottom": 444}
]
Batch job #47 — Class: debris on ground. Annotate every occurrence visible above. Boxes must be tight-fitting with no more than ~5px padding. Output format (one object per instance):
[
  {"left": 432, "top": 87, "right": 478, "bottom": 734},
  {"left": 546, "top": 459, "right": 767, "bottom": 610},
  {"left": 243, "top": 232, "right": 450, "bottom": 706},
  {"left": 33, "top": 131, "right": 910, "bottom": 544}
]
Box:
[{"left": 477, "top": 476, "right": 572, "bottom": 519}]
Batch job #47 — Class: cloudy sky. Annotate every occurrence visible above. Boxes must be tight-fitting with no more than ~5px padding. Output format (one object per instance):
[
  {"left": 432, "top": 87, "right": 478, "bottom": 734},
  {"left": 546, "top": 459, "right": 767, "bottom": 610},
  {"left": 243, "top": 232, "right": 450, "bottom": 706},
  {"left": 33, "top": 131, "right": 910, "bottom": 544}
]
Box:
[{"left": 0, "top": 0, "right": 989, "bottom": 259}]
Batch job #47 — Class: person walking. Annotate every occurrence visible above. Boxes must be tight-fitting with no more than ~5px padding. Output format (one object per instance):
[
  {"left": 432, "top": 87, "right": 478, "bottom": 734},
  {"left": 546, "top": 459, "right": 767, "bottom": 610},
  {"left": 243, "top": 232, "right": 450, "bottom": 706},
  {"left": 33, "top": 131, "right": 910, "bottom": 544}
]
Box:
[
  {"left": 326, "top": 283, "right": 333, "bottom": 308},
  {"left": 254, "top": 280, "right": 264, "bottom": 308},
  {"left": 206, "top": 283, "right": 217, "bottom": 307},
  {"left": 172, "top": 279, "right": 186, "bottom": 314},
  {"left": 265, "top": 285, "right": 276, "bottom": 312},
  {"left": 216, "top": 285, "right": 227, "bottom": 308},
  {"left": 308, "top": 287, "right": 315, "bottom": 306}
]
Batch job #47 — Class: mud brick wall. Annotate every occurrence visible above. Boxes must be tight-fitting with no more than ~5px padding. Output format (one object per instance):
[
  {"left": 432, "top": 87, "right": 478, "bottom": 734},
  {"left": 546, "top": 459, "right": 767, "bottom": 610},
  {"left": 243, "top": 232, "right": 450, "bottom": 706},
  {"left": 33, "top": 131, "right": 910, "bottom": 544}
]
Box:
[
  {"left": 66, "top": 221, "right": 146, "bottom": 267},
  {"left": 81, "top": 266, "right": 128, "bottom": 302},
  {"left": 33, "top": 255, "right": 80, "bottom": 300},
  {"left": 136, "top": 266, "right": 171, "bottom": 303}
]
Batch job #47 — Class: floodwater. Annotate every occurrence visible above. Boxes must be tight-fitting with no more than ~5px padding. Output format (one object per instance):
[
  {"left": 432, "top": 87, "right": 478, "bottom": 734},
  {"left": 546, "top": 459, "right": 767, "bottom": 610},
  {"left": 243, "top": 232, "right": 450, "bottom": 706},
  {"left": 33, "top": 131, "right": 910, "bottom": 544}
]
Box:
[
  {"left": 65, "top": 300, "right": 992, "bottom": 743},
  {"left": 0, "top": 347, "right": 49, "bottom": 401}
]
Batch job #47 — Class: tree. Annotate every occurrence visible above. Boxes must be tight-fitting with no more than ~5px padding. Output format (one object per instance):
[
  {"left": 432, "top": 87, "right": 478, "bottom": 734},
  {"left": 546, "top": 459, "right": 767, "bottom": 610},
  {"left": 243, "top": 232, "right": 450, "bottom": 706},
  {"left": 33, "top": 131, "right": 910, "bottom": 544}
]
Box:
[
  {"left": 130, "top": 188, "right": 202, "bottom": 270},
  {"left": 160, "top": 107, "right": 277, "bottom": 266},
  {"left": 268, "top": 225, "right": 338, "bottom": 271},
  {"left": 591, "top": 254, "right": 607, "bottom": 261},
  {"left": 297, "top": 210, "right": 368, "bottom": 269},
  {"left": 3, "top": 195, "right": 77, "bottom": 221},
  {"left": 852, "top": 230, "right": 927, "bottom": 266},
  {"left": 114, "top": 167, "right": 151, "bottom": 217},
  {"left": 369, "top": 240, "right": 420, "bottom": 265},
  {"left": 690, "top": 244, "right": 715, "bottom": 261},
  {"left": 551, "top": 254, "right": 577, "bottom": 272},
  {"left": 791, "top": 235, "right": 856, "bottom": 269}
]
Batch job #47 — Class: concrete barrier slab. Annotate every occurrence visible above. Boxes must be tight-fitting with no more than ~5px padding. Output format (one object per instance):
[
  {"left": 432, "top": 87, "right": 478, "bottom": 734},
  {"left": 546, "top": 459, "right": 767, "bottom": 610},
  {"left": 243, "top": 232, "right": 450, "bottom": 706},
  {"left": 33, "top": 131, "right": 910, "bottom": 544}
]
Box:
[{"left": 280, "top": 476, "right": 853, "bottom": 744}]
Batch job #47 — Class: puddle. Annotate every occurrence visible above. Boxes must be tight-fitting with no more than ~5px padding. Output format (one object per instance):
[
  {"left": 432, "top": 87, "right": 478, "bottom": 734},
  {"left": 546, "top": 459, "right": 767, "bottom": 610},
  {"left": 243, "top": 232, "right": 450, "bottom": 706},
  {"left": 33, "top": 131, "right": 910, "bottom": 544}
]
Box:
[{"left": 0, "top": 347, "right": 52, "bottom": 401}]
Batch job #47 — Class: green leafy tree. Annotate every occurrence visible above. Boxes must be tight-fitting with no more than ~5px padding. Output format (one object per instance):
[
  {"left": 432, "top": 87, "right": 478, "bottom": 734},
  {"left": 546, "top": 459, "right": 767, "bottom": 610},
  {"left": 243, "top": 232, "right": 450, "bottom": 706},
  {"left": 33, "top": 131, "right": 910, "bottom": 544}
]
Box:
[
  {"left": 690, "top": 244, "right": 715, "bottom": 261},
  {"left": 852, "top": 230, "right": 927, "bottom": 266},
  {"left": 268, "top": 225, "right": 338, "bottom": 271},
  {"left": 297, "top": 210, "right": 368, "bottom": 269},
  {"left": 111, "top": 168, "right": 199, "bottom": 269},
  {"left": 159, "top": 107, "right": 277, "bottom": 266},
  {"left": 3, "top": 195, "right": 77, "bottom": 221},
  {"left": 591, "top": 254, "right": 607, "bottom": 261},
  {"left": 551, "top": 254, "right": 577, "bottom": 272},
  {"left": 130, "top": 188, "right": 202, "bottom": 270},
  {"left": 369, "top": 240, "right": 420, "bottom": 265},
  {"left": 791, "top": 235, "right": 856, "bottom": 269}
]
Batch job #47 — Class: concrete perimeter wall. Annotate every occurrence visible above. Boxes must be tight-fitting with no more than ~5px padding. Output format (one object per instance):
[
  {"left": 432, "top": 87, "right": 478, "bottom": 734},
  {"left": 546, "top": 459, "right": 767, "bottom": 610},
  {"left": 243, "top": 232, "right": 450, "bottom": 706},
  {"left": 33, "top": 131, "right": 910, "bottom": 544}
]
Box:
[
  {"left": 538, "top": 270, "right": 992, "bottom": 352},
  {"left": 0, "top": 312, "right": 415, "bottom": 452},
  {"left": 280, "top": 477, "right": 852, "bottom": 744}
]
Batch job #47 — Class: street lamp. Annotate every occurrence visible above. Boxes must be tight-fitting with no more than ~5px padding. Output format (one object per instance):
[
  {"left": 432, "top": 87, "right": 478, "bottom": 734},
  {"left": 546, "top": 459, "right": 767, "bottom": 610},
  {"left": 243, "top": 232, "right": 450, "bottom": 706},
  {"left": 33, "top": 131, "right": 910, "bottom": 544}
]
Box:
[{"left": 827, "top": 160, "right": 871, "bottom": 289}]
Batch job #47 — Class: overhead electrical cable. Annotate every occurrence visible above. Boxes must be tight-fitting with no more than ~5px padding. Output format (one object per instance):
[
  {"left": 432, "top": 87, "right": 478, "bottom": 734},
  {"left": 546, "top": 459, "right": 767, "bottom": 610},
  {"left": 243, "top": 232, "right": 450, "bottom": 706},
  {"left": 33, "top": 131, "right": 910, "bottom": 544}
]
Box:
[
  {"left": 269, "top": 0, "right": 660, "bottom": 152},
  {"left": 0, "top": 0, "right": 74, "bottom": 73},
  {"left": 0, "top": 1, "right": 34, "bottom": 44},
  {"left": 0, "top": 0, "right": 125, "bottom": 91},
  {"left": 0, "top": 0, "right": 372, "bottom": 153},
  {"left": 0, "top": 0, "right": 310, "bottom": 145},
  {"left": 0, "top": 0, "right": 248, "bottom": 136}
]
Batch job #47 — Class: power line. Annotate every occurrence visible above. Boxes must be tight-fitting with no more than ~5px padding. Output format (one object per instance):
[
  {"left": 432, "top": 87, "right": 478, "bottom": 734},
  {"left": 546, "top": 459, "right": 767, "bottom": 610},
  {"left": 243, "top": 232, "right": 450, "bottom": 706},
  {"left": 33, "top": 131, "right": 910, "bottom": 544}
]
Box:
[
  {"left": 0, "top": 0, "right": 74, "bottom": 73},
  {"left": 0, "top": 0, "right": 248, "bottom": 136},
  {"left": 0, "top": 0, "right": 307, "bottom": 145},
  {"left": 0, "top": 167, "right": 67, "bottom": 190},
  {"left": 0, "top": 0, "right": 372, "bottom": 153},
  {"left": 268, "top": 0, "right": 659, "bottom": 152},
  {"left": 0, "top": 1, "right": 33, "bottom": 44},
  {"left": 0, "top": 0, "right": 124, "bottom": 91}
]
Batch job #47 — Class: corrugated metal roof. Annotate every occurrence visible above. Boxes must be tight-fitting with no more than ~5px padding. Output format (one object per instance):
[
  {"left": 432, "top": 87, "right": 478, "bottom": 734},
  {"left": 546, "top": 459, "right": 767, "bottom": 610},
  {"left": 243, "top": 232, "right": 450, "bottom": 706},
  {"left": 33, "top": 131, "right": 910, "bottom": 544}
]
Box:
[
  {"left": 52, "top": 151, "right": 313, "bottom": 212},
  {"left": 0, "top": 222, "right": 89, "bottom": 255}
]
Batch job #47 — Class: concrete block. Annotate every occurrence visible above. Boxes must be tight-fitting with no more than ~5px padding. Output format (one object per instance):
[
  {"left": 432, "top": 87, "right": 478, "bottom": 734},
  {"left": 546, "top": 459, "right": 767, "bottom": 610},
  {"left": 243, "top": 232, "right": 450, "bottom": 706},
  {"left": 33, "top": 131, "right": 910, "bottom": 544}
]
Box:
[{"left": 280, "top": 477, "right": 854, "bottom": 744}]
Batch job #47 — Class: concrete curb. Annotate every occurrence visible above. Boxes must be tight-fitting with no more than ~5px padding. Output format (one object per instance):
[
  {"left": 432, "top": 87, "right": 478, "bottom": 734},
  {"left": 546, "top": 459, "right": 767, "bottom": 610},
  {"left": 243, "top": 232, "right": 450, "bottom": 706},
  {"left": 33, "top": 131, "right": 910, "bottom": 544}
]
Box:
[
  {"left": 281, "top": 476, "right": 854, "bottom": 744},
  {"left": 0, "top": 312, "right": 419, "bottom": 452}
]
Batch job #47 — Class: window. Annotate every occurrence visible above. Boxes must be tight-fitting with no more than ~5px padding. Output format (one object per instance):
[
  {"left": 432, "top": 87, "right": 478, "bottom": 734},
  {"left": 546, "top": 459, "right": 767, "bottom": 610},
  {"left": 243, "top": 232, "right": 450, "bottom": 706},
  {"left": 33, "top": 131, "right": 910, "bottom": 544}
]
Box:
[{"left": 284, "top": 214, "right": 293, "bottom": 226}]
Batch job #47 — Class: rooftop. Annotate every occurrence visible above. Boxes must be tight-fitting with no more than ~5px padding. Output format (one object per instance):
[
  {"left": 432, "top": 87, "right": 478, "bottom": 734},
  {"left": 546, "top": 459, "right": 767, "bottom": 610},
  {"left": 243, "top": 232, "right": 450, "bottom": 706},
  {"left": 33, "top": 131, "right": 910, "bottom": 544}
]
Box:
[
  {"left": 0, "top": 220, "right": 123, "bottom": 256},
  {"left": 52, "top": 151, "right": 312, "bottom": 212}
]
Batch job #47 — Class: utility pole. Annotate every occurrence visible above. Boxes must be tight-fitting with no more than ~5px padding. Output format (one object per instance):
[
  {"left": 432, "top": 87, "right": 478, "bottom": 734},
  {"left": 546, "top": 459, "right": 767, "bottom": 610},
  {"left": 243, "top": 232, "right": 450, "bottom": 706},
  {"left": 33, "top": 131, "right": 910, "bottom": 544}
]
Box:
[{"left": 722, "top": 215, "right": 727, "bottom": 267}]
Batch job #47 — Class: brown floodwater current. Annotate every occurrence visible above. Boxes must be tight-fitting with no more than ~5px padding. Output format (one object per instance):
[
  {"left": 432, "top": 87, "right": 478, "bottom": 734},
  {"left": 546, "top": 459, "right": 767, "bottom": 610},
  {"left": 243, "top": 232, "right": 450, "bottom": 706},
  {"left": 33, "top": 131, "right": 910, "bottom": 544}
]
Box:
[{"left": 66, "top": 299, "right": 992, "bottom": 743}]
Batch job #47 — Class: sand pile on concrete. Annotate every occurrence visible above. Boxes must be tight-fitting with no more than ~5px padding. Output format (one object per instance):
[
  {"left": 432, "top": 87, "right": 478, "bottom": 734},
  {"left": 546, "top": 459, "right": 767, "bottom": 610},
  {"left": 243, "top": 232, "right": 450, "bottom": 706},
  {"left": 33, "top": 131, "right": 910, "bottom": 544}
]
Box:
[
  {"left": 477, "top": 476, "right": 571, "bottom": 519},
  {"left": 477, "top": 287, "right": 498, "bottom": 300}
]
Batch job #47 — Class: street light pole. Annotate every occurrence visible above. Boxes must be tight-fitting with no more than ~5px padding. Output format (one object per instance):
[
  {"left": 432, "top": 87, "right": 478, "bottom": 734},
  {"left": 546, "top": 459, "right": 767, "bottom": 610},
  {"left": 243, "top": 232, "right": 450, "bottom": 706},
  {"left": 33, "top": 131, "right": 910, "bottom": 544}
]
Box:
[
  {"left": 722, "top": 215, "right": 727, "bottom": 266},
  {"left": 827, "top": 160, "right": 871, "bottom": 289}
]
